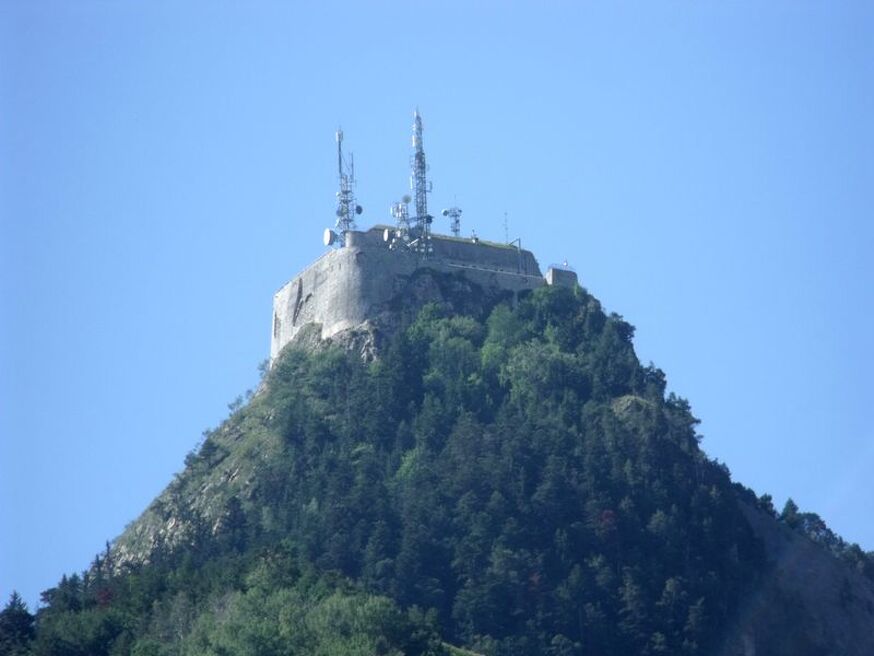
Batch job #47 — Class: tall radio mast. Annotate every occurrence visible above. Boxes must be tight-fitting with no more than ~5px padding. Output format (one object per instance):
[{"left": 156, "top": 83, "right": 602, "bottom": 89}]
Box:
[
  {"left": 331, "top": 128, "right": 362, "bottom": 246},
  {"left": 410, "top": 110, "right": 433, "bottom": 254}
]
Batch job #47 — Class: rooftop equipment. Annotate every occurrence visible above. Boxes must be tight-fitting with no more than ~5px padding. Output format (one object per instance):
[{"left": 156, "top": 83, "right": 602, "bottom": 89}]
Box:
[
  {"left": 442, "top": 206, "right": 462, "bottom": 237},
  {"left": 385, "top": 194, "right": 413, "bottom": 249}
]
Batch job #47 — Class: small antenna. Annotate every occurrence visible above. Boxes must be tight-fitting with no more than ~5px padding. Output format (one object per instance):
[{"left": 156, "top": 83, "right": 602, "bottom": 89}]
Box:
[
  {"left": 503, "top": 211, "right": 509, "bottom": 244},
  {"left": 442, "top": 206, "right": 462, "bottom": 237},
  {"left": 331, "top": 128, "right": 363, "bottom": 247},
  {"left": 385, "top": 195, "right": 412, "bottom": 249}
]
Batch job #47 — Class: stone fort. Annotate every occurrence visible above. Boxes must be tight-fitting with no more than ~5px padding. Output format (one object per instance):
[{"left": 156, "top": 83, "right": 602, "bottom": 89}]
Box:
[
  {"left": 270, "top": 226, "right": 577, "bottom": 362},
  {"left": 270, "top": 113, "right": 578, "bottom": 363}
]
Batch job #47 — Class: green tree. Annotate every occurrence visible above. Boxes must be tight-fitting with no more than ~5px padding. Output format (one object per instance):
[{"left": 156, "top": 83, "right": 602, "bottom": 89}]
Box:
[
  {"left": 781, "top": 498, "right": 800, "bottom": 529},
  {"left": 0, "top": 592, "right": 34, "bottom": 655}
]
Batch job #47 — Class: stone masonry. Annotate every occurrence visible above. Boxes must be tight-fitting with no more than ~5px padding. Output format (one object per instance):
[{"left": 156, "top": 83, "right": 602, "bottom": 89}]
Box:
[{"left": 271, "top": 226, "right": 577, "bottom": 363}]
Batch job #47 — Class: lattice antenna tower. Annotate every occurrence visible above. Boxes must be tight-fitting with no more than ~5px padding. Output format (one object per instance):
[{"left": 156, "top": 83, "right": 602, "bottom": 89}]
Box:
[
  {"left": 333, "top": 128, "right": 362, "bottom": 246},
  {"left": 410, "top": 109, "right": 433, "bottom": 254},
  {"left": 442, "top": 206, "right": 462, "bottom": 237}
]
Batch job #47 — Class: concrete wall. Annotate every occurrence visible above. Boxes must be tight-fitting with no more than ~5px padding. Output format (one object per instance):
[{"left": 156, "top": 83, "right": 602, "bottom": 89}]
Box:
[
  {"left": 271, "top": 227, "right": 548, "bottom": 363},
  {"left": 545, "top": 267, "right": 578, "bottom": 288}
]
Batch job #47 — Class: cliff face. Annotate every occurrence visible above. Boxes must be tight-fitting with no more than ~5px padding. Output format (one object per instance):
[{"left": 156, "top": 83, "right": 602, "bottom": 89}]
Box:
[{"left": 716, "top": 503, "right": 874, "bottom": 656}]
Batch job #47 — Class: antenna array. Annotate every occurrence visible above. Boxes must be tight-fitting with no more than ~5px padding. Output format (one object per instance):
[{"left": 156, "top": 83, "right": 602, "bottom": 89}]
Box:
[
  {"left": 328, "top": 111, "right": 472, "bottom": 252},
  {"left": 331, "top": 128, "right": 362, "bottom": 246}
]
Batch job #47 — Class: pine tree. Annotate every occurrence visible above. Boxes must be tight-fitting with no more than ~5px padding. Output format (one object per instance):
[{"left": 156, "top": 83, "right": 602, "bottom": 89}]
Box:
[{"left": 0, "top": 592, "right": 35, "bottom": 655}]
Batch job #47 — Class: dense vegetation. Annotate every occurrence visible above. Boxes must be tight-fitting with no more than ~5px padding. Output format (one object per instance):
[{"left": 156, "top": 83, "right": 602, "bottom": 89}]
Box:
[{"left": 5, "top": 284, "right": 869, "bottom": 655}]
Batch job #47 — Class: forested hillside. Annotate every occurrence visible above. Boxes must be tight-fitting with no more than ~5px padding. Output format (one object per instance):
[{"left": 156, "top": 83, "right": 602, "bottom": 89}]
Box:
[{"left": 4, "top": 284, "right": 873, "bottom": 655}]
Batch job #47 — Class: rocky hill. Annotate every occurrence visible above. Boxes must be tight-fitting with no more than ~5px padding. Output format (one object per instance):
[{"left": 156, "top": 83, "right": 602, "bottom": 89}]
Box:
[{"left": 7, "top": 283, "right": 874, "bottom": 656}]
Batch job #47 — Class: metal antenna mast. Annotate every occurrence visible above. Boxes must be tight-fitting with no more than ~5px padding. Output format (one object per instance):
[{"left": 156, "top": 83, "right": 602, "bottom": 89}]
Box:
[
  {"left": 410, "top": 109, "right": 433, "bottom": 254},
  {"left": 334, "top": 128, "right": 362, "bottom": 246},
  {"left": 442, "top": 206, "right": 462, "bottom": 237}
]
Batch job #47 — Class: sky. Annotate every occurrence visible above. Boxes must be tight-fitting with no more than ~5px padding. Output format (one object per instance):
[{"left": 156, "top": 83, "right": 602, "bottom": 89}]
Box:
[{"left": 1, "top": 1, "right": 872, "bottom": 610}]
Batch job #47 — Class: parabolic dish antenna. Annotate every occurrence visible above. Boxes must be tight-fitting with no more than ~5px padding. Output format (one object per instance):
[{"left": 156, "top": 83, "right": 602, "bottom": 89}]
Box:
[{"left": 323, "top": 228, "right": 337, "bottom": 247}]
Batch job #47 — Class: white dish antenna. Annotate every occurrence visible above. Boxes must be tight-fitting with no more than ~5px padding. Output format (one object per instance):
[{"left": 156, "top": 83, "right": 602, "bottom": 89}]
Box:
[{"left": 323, "top": 228, "right": 337, "bottom": 247}]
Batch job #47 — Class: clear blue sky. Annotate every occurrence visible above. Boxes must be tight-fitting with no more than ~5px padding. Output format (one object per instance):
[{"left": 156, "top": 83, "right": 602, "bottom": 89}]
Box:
[{"left": 2, "top": 1, "right": 872, "bottom": 609}]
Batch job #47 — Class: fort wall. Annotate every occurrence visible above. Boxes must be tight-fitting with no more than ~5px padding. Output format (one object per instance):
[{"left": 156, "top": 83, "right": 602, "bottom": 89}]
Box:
[{"left": 271, "top": 226, "right": 574, "bottom": 362}]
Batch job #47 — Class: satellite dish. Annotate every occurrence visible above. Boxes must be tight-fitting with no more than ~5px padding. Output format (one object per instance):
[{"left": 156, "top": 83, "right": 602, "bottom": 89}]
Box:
[
  {"left": 402, "top": 194, "right": 412, "bottom": 204},
  {"left": 442, "top": 209, "right": 449, "bottom": 216},
  {"left": 383, "top": 228, "right": 392, "bottom": 242},
  {"left": 323, "top": 228, "right": 337, "bottom": 246},
  {"left": 355, "top": 205, "right": 363, "bottom": 215}
]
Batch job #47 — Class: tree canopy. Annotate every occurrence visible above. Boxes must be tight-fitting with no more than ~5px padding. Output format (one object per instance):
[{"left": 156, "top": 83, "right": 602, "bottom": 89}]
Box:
[{"left": 15, "top": 284, "right": 872, "bottom": 655}]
